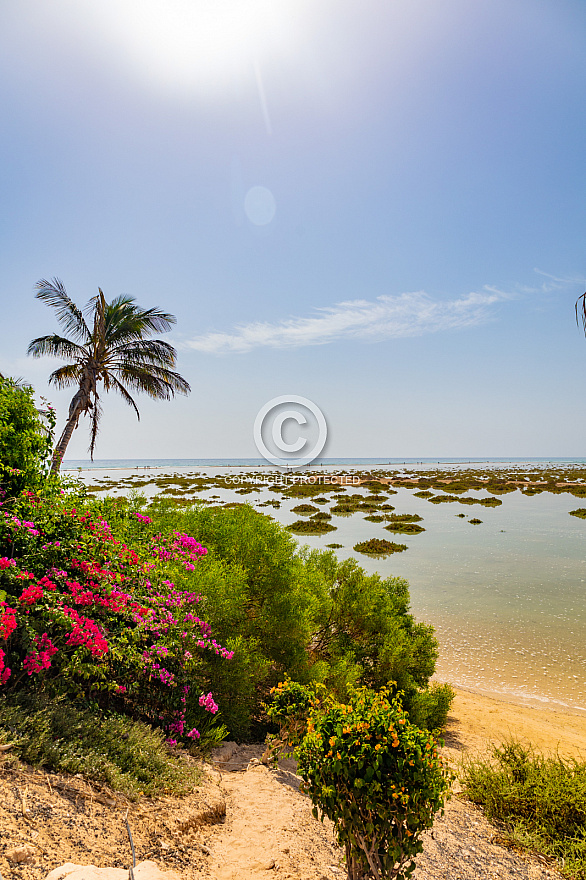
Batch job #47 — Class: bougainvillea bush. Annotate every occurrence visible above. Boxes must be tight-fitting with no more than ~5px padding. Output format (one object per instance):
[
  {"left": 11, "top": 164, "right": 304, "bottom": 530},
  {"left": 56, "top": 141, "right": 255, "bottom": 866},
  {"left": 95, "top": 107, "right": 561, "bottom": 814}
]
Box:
[
  {"left": 0, "top": 490, "right": 232, "bottom": 746},
  {"left": 268, "top": 680, "right": 452, "bottom": 880}
]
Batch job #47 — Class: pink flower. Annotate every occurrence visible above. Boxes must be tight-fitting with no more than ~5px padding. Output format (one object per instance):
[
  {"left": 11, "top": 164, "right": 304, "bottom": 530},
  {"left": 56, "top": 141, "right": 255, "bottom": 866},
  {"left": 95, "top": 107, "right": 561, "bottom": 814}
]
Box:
[
  {"left": 0, "top": 607, "right": 17, "bottom": 640},
  {"left": 23, "top": 634, "right": 57, "bottom": 675},
  {"left": 19, "top": 584, "right": 44, "bottom": 605},
  {"left": 199, "top": 692, "right": 219, "bottom": 714}
]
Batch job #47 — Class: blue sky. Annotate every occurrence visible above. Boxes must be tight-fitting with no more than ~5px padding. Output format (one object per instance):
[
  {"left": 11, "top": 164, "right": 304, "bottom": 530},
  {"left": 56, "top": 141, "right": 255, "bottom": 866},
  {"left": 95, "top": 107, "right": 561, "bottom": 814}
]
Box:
[{"left": 1, "top": 0, "right": 586, "bottom": 459}]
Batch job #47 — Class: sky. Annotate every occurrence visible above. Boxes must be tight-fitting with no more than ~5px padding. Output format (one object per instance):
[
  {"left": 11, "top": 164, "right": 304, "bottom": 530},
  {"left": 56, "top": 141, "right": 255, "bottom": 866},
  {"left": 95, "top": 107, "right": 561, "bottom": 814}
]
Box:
[{"left": 1, "top": 0, "right": 586, "bottom": 461}]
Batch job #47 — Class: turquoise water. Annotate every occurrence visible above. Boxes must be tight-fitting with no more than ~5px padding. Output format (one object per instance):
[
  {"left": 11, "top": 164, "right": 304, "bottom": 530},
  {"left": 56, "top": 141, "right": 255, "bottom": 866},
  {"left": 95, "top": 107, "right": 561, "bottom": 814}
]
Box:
[{"left": 70, "top": 463, "right": 586, "bottom": 711}]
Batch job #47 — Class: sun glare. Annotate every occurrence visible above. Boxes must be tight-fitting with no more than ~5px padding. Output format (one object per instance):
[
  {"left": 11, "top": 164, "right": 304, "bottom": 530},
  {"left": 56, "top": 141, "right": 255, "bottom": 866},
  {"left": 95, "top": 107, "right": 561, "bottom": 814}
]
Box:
[{"left": 84, "top": 0, "right": 311, "bottom": 96}]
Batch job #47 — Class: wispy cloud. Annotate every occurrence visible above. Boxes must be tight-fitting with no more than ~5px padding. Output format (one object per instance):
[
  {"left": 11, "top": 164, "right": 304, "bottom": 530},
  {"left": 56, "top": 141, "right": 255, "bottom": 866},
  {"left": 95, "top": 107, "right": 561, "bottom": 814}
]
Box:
[
  {"left": 186, "top": 288, "right": 509, "bottom": 354},
  {"left": 522, "top": 269, "right": 585, "bottom": 294}
]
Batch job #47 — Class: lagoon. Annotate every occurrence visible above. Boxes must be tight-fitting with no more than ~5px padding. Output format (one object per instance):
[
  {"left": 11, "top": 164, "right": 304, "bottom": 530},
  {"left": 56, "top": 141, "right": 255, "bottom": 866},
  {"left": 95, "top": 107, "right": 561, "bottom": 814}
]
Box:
[{"left": 67, "top": 460, "right": 586, "bottom": 713}]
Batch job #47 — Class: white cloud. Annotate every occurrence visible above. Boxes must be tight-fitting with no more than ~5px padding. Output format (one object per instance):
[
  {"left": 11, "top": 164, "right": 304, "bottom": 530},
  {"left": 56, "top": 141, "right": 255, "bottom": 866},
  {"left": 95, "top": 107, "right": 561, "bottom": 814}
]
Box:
[{"left": 186, "top": 289, "right": 508, "bottom": 354}]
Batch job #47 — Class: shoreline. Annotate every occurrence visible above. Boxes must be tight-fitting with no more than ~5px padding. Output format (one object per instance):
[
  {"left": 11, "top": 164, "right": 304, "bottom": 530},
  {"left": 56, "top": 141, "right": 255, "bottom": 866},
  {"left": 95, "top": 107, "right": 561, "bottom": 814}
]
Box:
[
  {"left": 433, "top": 668, "right": 586, "bottom": 717},
  {"left": 444, "top": 684, "right": 586, "bottom": 761}
]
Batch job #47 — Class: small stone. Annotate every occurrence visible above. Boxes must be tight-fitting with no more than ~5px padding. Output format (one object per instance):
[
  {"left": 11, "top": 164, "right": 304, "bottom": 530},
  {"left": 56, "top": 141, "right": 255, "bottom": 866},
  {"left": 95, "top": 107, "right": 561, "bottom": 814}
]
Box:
[
  {"left": 7, "top": 844, "right": 36, "bottom": 864},
  {"left": 45, "top": 861, "right": 181, "bottom": 880},
  {"left": 264, "top": 859, "right": 276, "bottom": 870}
]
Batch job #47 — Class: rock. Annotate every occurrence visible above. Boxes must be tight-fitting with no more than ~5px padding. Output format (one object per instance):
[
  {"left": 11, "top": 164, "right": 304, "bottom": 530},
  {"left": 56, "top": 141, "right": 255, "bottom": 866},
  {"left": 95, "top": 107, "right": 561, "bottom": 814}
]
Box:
[
  {"left": 264, "top": 858, "right": 276, "bottom": 870},
  {"left": 45, "top": 861, "right": 182, "bottom": 880},
  {"left": 6, "top": 844, "right": 36, "bottom": 864},
  {"left": 210, "top": 741, "right": 238, "bottom": 768}
]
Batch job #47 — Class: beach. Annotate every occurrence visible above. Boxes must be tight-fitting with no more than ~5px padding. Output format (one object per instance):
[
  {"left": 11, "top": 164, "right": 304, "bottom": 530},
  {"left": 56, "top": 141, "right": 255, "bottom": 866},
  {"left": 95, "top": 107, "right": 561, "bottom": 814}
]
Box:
[{"left": 443, "top": 685, "right": 586, "bottom": 762}]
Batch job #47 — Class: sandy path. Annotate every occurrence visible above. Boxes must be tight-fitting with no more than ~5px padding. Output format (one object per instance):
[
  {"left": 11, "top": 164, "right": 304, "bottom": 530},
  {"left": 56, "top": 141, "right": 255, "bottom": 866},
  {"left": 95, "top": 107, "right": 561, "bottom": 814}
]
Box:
[
  {"left": 204, "top": 688, "right": 586, "bottom": 880},
  {"left": 207, "top": 759, "right": 341, "bottom": 880},
  {"left": 206, "top": 741, "right": 560, "bottom": 880},
  {"left": 2, "top": 688, "right": 583, "bottom": 879}
]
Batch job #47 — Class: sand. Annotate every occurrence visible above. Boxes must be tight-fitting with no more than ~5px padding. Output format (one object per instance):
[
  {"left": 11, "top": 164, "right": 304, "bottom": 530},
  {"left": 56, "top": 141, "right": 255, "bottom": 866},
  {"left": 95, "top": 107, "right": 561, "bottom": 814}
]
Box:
[{"left": 443, "top": 686, "right": 586, "bottom": 762}]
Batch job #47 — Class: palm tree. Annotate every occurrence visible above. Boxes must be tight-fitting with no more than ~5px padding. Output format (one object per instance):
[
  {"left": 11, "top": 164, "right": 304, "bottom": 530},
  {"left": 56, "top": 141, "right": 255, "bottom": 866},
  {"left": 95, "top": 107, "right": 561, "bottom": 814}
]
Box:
[{"left": 28, "top": 278, "right": 191, "bottom": 472}]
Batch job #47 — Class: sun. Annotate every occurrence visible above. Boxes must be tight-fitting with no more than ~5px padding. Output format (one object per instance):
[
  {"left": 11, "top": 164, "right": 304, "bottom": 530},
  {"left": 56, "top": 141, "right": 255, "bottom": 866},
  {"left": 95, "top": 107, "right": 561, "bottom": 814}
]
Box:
[{"left": 84, "top": 0, "right": 312, "bottom": 97}]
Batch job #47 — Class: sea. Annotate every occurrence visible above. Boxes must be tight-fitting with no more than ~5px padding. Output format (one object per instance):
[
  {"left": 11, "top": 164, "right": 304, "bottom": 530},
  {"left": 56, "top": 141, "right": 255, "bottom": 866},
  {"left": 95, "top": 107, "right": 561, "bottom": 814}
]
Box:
[{"left": 63, "top": 457, "right": 586, "bottom": 713}]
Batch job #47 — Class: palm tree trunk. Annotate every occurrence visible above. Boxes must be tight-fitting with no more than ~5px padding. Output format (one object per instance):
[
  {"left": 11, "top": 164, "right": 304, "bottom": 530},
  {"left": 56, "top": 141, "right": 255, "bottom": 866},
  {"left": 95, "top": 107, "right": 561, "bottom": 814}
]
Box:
[{"left": 50, "top": 389, "right": 88, "bottom": 474}]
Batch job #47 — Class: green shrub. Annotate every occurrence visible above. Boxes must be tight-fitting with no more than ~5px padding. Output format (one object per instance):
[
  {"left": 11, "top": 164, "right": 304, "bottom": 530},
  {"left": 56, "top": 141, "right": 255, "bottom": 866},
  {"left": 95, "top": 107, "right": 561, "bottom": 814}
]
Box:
[
  {"left": 146, "top": 503, "right": 325, "bottom": 737},
  {"left": 361, "top": 480, "right": 388, "bottom": 493},
  {"left": 408, "top": 683, "right": 455, "bottom": 732},
  {"left": 269, "top": 682, "right": 452, "bottom": 880},
  {"left": 384, "top": 522, "right": 425, "bottom": 535},
  {"left": 303, "top": 553, "right": 450, "bottom": 730},
  {"left": 387, "top": 514, "right": 423, "bottom": 523},
  {"left": 283, "top": 482, "right": 340, "bottom": 498},
  {"left": 353, "top": 539, "right": 408, "bottom": 555},
  {"left": 138, "top": 503, "right": 451, "bottom": 737},
  {"left": 0, "top": 694, "right": 202, "bottom": 800},
  {"left": 287, "top": 518, "right": 337, "bottom": 535},
  {"left": 462, "top": 740, "right": 586, "bottom": 879},
  {"left": 0, "top": 377, "right": 55, "bottom": 498}
]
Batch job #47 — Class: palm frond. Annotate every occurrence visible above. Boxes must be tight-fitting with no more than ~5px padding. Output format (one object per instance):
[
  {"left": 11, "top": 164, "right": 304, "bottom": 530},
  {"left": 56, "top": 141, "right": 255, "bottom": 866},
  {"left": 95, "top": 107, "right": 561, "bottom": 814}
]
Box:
[
  {"left": 47, "top": 363, "right": 84, "bottom": 389},
  {"left": 115, "top": 364, "right": 191, "bottom": 399},
  {"left": 576, "top": 293, "right": 586, "bottom": 335},
  {"left": 88, "top": 394, "right": 102, "bottom": 460},
  {"left": 27, "top": 334, "right": 87, "bottom": 360},
  {"left": 99, "top": 300, "right": 176, "bottom": 347},
  {"left": 108, "top": 339, "right": 178, "bottom": 368},
  {"left": 35, "top": 278, "right": 90, "bottom": 343},
  {"left": 108, "top": 297, "right": 177, "bottom": 334},
  {"left": 111, "top": 377, "right": 140, "bottom": 419}
]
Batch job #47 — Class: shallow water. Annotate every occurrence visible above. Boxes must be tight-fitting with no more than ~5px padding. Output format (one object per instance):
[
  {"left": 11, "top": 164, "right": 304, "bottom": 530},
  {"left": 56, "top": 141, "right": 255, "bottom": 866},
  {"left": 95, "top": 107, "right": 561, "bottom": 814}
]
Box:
[{"left": 72, "top": 464, "right": 586, "bottom": 711}]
